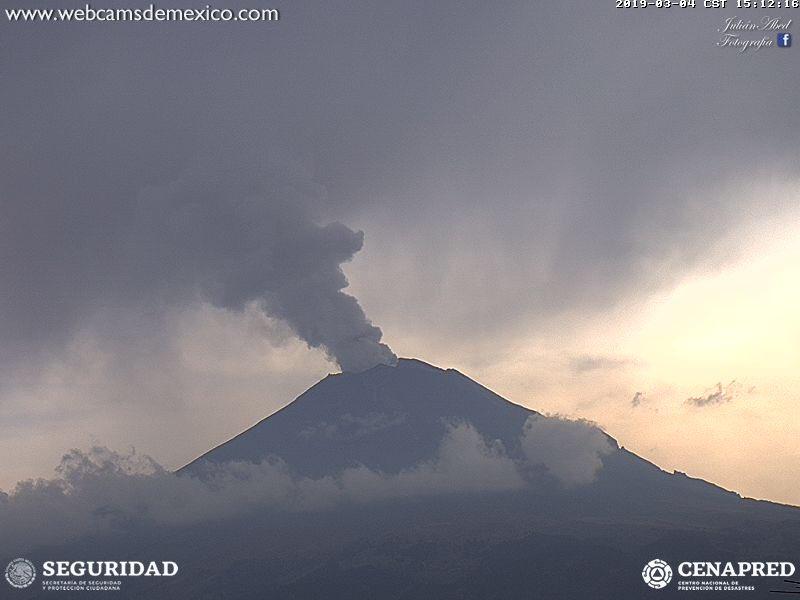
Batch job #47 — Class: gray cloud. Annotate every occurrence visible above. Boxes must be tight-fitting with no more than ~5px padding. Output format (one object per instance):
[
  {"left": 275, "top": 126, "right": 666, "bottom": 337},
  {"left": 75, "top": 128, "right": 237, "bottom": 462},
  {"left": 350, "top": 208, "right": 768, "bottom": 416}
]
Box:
[
  {"left": 135, "top": 164, "right": 396, "bottom": 372},
  {"left": 3, "top": 1, "right": 798, "bottom": 370},
  {"left": 1, "top": 152, "right": 395, "bottom": 374},
  {"left": 685, "top": 381, "right": 740, "bottom": 408},
  {"left": 570, "top": 355, "right": 632, "bottom": 374}
]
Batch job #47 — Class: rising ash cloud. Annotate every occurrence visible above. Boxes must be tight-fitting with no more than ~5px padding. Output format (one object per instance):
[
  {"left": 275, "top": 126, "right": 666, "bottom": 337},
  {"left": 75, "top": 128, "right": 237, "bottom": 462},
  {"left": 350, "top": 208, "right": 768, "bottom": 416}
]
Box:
[
  {"left": 2, "top": 0, "right": 798, "bottom": 376},
  {"left": 134, "top": 164, "right": 396, "bottom": 372},
  {"left": 2, "top": 154, "right": 396, "bottom": 374}
]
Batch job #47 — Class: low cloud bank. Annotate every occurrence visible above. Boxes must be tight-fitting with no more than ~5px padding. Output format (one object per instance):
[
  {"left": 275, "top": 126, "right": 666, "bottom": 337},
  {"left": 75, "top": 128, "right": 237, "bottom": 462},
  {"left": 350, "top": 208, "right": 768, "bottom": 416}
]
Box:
[
  {"left": 0, "top": 418, "right": 614, "bottom": 554},
  {"left": 0, "top": 424, "right": 520, "bottom": 553}
]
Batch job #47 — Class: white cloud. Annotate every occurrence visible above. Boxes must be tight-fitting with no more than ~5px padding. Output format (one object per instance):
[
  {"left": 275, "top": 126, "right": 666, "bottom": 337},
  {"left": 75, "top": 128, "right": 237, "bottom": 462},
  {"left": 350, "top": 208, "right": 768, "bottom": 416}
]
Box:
[
  {"left": 0, "top": 423, "right": 526, "bottom": 555},
  {"left": 520, "top": 415, "right": 615, "bottom": 487}
]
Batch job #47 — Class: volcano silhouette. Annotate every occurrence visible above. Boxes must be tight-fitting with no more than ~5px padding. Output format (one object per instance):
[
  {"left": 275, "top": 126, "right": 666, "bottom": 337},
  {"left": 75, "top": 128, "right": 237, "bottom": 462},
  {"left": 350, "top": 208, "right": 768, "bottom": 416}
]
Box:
[
  {"left": 56, "top": 359, "right": 800, "bottom": 600},
  {"left": 183, "top": 358, "right": 547, "bottom": 477},
  {"left": 182, "top": 358, "right": 789, "bottom": 516}
]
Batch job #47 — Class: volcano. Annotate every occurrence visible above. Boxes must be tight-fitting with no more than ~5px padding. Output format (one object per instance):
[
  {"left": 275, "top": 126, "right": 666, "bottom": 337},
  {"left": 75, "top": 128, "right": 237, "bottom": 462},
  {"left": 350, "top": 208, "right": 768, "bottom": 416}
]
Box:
[
  {"left": 40, "top": 359, "right": 800, "bottom": 600},
  {"left": 181, "top": 358, "right": 781, "bottom": 518},
  {"left": 182, "top": 358, "right": 548, "bottom": 477},
  {"left": 165, "top": 359, "right": 800, "bottom": 599}
]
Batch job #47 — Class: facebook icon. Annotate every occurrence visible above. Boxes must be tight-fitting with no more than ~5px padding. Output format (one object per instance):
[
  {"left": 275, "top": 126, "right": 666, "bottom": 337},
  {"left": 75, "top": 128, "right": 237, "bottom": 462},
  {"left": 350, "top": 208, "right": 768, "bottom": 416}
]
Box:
[{"left": 777, "top": 33, "right": 792, "bottom": 47}]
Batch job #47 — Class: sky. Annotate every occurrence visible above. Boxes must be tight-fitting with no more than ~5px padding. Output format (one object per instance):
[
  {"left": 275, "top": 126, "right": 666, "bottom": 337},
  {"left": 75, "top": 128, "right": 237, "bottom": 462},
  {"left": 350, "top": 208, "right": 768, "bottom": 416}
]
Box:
[{"left": 1, "top": 0, "right": 799, "bottom": 505}]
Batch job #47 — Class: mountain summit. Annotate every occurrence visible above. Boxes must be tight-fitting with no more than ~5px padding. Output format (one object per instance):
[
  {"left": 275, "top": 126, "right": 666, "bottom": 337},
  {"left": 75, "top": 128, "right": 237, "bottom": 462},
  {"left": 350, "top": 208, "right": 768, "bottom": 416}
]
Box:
[
  {"left": 183, "top": 358, "right": 549, "bottom": 477},
  {"left": 182, "top": 358, "right": 783, "bottom": 519},
  {"left": 50, "top": 359, "right": 800, "bottom": 600}
]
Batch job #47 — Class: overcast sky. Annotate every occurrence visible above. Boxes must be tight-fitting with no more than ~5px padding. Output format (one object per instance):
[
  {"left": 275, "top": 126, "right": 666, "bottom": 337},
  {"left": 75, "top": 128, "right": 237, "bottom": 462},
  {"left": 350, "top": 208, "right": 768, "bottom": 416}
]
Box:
[{"left": 1, "top": 0, "right": 799, "bottom": 504}]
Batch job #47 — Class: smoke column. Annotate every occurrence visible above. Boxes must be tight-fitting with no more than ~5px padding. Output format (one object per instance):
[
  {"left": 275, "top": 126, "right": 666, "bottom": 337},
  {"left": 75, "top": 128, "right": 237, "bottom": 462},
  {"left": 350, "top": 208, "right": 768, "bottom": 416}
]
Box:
[
  {"left": 133, "top": 164, "right": 397, "bottom": 373},
  {"left": 0, "top": 153, "right": 396, "bottom": 374}
]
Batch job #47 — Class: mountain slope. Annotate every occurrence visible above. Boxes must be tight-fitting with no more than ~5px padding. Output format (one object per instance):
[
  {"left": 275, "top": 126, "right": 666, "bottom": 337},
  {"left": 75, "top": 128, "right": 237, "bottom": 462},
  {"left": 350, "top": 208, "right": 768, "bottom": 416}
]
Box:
[
  {"left": 182, "top": 358, "right": 543, "bottom": 477},
  {"left": 22, "top": 358, "right": 800, "bottom": 600},
  {"left": 181, "top": 358, "right": 794, "bottom": 523}
]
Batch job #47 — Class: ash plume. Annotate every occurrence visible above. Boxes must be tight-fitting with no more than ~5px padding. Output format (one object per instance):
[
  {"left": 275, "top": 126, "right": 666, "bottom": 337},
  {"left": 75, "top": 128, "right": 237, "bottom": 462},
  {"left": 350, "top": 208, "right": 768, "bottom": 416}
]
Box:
[
  {"left": 0, "top": 155, "right": 396, "bottom": 375},
  {"left": 134, "top": 165, "right": 397, "bottom": 373}
]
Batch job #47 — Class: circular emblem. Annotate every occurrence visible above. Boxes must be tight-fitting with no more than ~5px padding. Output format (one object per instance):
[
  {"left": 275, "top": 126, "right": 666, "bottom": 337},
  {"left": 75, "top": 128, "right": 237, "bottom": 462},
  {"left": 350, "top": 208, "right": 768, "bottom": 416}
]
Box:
[
  {"left": 642, "top": 558, "right": 672, "bottom": 589},
  {"left": 5, "top": 558, "right": 36, "bottom": 589}
]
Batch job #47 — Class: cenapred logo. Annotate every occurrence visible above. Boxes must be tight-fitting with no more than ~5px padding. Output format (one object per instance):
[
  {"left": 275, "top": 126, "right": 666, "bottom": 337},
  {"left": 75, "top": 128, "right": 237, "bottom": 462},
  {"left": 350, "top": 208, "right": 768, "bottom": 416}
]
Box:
[
  {"left": 5, "top": 558, "right": 36, "bottom": 589},
  {"left": 642, "top": 558, "right": 673, "bottom": 589}
]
